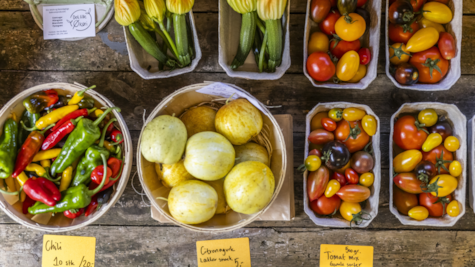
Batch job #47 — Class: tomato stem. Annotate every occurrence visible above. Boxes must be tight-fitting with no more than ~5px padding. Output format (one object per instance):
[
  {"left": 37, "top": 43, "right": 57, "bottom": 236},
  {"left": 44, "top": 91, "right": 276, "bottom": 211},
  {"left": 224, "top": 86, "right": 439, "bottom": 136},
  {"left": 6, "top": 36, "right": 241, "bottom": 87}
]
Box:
[
  {"left": 420, "top": 176, "right": 443, "bottom": 197},
  {"left": 422, "top": 58, "right": 442, "bottom": 80}
]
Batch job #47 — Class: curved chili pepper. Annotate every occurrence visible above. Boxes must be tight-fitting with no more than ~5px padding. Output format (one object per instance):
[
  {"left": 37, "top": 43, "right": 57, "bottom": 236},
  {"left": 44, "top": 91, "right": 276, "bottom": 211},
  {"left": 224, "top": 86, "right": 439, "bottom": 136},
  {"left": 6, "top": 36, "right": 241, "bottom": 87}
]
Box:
[
  {"left": 50, "top": 108, "right": 96, "bottom": 132},
  {"left": 23, "top": 177, "right": 61, "bottom": 206},
  {"left": 23, "top": 90, "right": 59, "bottom": 114},
  {"left": 110, "top": 129, "right": 124, "bottom": 144},
  {"left": 107, "top": 157, "right": 122, "bottom": 177},
  {"left": 42, "top": 117, "right": 84, "bottom": 151},
  {"left": 32, "top": 105, "right": 78, "bottom": 130},
  {"left": 85, "top": 195, "right": 98, "bottom": 217},
  {"left": 89, "top": 161, "right": 124, "bottom": 194},
  {"left": 68, "top": 85, "right": 95, "bottom": 105},
  {"left": 91, "top": 165, "right": 112, "bottom": 185},
  {"left": 64, "top": 208, "right": 84, "bottom": 219}
]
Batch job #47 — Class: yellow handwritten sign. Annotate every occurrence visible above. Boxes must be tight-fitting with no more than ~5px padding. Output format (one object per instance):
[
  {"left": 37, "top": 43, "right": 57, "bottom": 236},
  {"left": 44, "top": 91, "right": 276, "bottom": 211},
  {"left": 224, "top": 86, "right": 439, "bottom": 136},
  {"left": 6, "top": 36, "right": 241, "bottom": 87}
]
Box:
[
  {"left": 42, "top": 235, "right": 96, "bottom": 267},
  {"left": 196, "top": 237, "right": 251, "bottom": 267},
  {"left": 320, "top": 244, "right": 373, "bottom": 267}
]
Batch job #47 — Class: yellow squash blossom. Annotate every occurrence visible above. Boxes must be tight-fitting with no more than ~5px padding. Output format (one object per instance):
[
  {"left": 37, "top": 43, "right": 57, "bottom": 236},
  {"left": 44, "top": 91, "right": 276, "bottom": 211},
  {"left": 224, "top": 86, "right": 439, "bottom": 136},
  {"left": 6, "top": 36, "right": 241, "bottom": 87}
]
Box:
[
  {"left": 257, "top": 0, "right": 287, "bottom": 20},
  {"left": 227, "top": 0, "right": 257, "bottom": 14},
  {"left": 166, "top": 0, "right": 195, "bottom": 15},
  {"left": 115, "top": 0, "right": 141, "bottom": 26},
  {"left": 144, "top": 0, "right": 167, "bottom": 22}
]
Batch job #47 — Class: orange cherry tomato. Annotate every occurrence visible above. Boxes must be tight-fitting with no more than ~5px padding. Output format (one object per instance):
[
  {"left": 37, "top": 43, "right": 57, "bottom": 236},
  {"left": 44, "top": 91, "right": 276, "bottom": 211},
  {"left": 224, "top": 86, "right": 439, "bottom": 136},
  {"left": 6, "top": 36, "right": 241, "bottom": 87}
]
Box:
[
  {"left": 335, "top": 120, "right": 370, "bottom": 153},
  {"left": 321, "top": 118, "right": 337, "bottom": 132},
  {"left": 409, "top": 46, "right": 449, "bottom": 84}
]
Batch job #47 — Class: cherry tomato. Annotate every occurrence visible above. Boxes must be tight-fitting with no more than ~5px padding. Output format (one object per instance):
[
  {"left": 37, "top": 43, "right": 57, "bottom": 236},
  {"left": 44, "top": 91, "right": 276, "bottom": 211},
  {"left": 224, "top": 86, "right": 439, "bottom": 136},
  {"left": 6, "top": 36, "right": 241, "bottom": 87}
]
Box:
[
  {"left": 393, "top": 172, "right": 424, "bottom": 194},
  {"left": 389, "top": 43, "right": 411, "bottom": 65},
  {"left": 348, "top": 64, "right": 367, "bottom": 83},
  {"left": 389, "top": 0, "right": 415, "bottom": 25},
  {"left": 422, "top": 2, "right": 452, "bottom": 24},
  {"left": 309, "top": 148, "right": 323, "bottom": 157},
  {"left": 345, "top": 168, "right": 359, "bottom": 184},
  {"left": 358, "top": 48, "right": 371, "bottom": 65},
  {"left": 446, "top": 200, "right": 461, "bottom": 217},
  {"left": 444, "top": 136, "right": 460, "bottom": 152},
  {"left": 308, "top": 129, "right": 335, "bottom": 145},
  {"left": 308, "top": 32, "right": 330, "bottom": 55},
  {"left": 408, "top": 206, "right": 429, "bottom": 221},
  {"left": 418, "top": 17, "right": 445, "bottom": 33},
  {"left": 311, "top": 195, "right": 341, "bottom": 215},
  {"left": 422, "top": 133, "right": 442, "bottom": 152},
  {"left": 427, "top": 174, "right": 457, "bottom": 197},
  {"left": 342, "top": 107, "right": 366, "bottom": 121},
  {"left": 319, "top": 10, "right": 341, "bottom": 35},
  {"left": 332, "top": 172, "right": 347, "bottom": 187},
  {"left": 429, "top": 121, "right": 453, "bottom": 141},
  {"left": 307, "top": 52, "right": 336, "bottom": 82},
  {"left": 328, "top": 108, "right": 343, "bottom": 122},
  {"left": 321, "top": 118, "right": 337, "bottom": 132},
  {"left": 406, "top": 27, "right": 439, "bottom": 53},
  {"left": 356, "top": 0, "right": 367, "bottom": 7},
  {"left": 438, "top": 32, "right": 456, "bottom": 60},
  {"left": 393, "top": 115, "right": 428, "bottom": 150},
  {"left": 419, "top": 193, "right": 452, "bottom": 217},
  {"left": 339, "top": 201, "right": 362, "bottom": 222},
  {"left": 330, "top": 38, "right": 361, "bottom": 59},
  {"left": 335, "top": 120, "right": 370, "bottom": 153},
  {"left": 307, "top": 166, "right": 330, "bottom": 202},
  {"left": 418, "top": 108, "right": 438, "bottom": 127},
  {"left": 336, "top": 184, "right": 370, "bottom": 203},
  {"left": 335, "top": 13, "right": 366, "bottom": 42},
  {"left": 303, "top": 155, "right": 322, "bottom": 172},
  {"left": 359, "top": 172, "right": 374, "bottom": 187},
  {"left": 409, "top": 46, "right": 449, "bottom": 84},
  {"left": 325, "top": 179, "right": 341, "bottom": 198},
  {"left": 311, "top": 112, "right": 329, "bottom": 130},
  {"left": 394, "top": 63, "right": 419, "bottom": 85},
  {"left": 311, "top": 0, "right": 332, "bottom": 23},
  {"left": 410, "top": 0, "right": 425, "bottom": 12},
  {"left": 393, "top": 186, "right": 418, "bottom": 215},
  {"left": 321, "top": 141, "right": 351, "bottom": 170},
  {"left": 337, "top": 0, "right": 357, "bottom": 15},
  {"left": 361, "top": 115, "right": 377, "bottom": 136},
  {"left": 449, "top": 160, "right": 462, "bottom": 177},
  {"left": 351, "top": 151, "right": 374, "bottom": 174},
  {"left": 422, "top": 145, "right": 453, "bottom": 174},
  {"left": 393, "top": 150, "right": 422, "bottom": 173},
  {"left": 336, "top": 51, "right": 360, "bottom": 82},
  {"left": 335, "top": 160, "right": 351, "bottom": 174},
  {"left": 388, "top": 21, "right": 419, "bottom": 44},
  {"left": 414, "top": 160, "right": 437, "bottom": 183}
]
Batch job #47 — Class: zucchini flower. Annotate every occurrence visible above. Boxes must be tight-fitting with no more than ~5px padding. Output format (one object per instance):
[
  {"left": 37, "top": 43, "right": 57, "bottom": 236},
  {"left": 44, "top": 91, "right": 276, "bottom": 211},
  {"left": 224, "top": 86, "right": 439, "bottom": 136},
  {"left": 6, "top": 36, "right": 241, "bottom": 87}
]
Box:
[
  {"left": 227, "top": 0, "right": 257, "bottom": 14},
  {"left": 144, "top": 0, "right": 166, "bottom": 22},
  {"left": 166, "top": 0, "right": 195, "bottom": 14},
  {"left": 257, "top": 0, "right": 287, "bottom": 20},
  {"left": 115, "top": 0, "right": 141, "bottom": 26}
]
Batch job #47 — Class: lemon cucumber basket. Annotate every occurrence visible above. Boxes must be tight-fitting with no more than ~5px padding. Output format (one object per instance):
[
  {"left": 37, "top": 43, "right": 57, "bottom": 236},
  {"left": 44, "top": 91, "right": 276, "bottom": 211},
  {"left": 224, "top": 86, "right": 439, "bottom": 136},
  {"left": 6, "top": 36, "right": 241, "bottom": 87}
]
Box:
[{"left": 137, "top": 82, "right": 287, "bottom": 232}]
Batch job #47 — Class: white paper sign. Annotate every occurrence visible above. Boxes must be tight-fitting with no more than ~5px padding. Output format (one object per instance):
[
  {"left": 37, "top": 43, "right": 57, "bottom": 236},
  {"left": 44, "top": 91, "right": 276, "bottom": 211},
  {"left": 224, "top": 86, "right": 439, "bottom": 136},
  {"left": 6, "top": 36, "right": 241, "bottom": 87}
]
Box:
[
  {"left": 196, "top": 83, "right": 265, "bottom": 112},
  {"left": 43, "top": 4, "right": 95, "bottom": 40}
]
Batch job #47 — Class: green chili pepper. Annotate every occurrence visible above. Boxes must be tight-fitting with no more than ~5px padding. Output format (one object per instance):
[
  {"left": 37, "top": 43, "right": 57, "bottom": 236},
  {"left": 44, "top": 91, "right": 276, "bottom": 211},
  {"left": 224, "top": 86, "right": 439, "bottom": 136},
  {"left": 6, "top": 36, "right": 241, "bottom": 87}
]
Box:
[
  {"left": 19, "top": 110, "right": 40, "bottom": 145},
  {"left": 50, "top": 107, "right": 121, "bottom": 176},
  {"left": 28, "top": 154, "right": 109, "bottom": 214},
  {"left": 0, "top": 118, "right": 19, "bottom": 178},
  {"left": 77, "top": 97, "right": 95, "bottom": 109}
]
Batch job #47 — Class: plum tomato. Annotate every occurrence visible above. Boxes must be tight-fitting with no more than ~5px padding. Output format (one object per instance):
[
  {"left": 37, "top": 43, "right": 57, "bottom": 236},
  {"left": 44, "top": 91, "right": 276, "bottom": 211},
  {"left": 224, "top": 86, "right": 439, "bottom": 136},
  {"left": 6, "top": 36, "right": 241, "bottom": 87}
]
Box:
[
  {"left": 319, "top": 10, "right": 341, "bottom": 35},
  {"left": 307, "top": 52, "right": 336, "bottom": 82},
  {"left": 408, "top": 206, "right": 429, "bottom": 221},
  {"left": 332, "top": 171, "right": 347, "bottom": 187},
  {"left": 438, "top": 32, "right": 456, "bottom": 60},
  {"left": 394, "top": 172, "right": 424, "bottom": 194},
  {"left": 393, "top": 150, "right": 423, "bottom": 173},
  {"left": 311, "top": 195, "right": 341, "bottom": 215},
  {"left": 311, "top": 0, "right": 332, "bottom": 23},
  {"left": 308, "top": 129, "right": 335, "bottom": 145},
  {"left": 321, "top": 118, "right": 337, "bottom": 132},
  {"left": 336, "top": 184, "right": 371, "bottom": 203},
  {"left": 307, "top": 166, "right": 330, "bottom": 201}
]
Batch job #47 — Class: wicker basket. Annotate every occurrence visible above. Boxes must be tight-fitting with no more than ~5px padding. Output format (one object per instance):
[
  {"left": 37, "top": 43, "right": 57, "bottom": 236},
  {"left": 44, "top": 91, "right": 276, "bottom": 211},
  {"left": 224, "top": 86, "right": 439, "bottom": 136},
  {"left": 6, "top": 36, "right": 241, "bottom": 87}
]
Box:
[
  {"left": 0, "top": 82, "right": 133, "bottom": 232},
  {"left": 137, "top": 82, "right": 287, "bottom": 232}
]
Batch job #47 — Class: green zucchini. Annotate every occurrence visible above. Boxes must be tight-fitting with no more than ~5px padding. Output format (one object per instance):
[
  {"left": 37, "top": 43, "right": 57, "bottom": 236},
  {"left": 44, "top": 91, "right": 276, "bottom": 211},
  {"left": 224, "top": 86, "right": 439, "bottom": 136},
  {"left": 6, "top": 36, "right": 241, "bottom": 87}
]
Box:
[
  {"left": 128, "top": 22, "right": 176, "bottom": 68},
  {"left": 173, "top": 13, "right": 191, "bottom": 66},
  {"left": 231, "top": 11, "right": 257, "bottom": 70},
  {"left": 266, "top": 19, "right": 283, "bottom": 72}
]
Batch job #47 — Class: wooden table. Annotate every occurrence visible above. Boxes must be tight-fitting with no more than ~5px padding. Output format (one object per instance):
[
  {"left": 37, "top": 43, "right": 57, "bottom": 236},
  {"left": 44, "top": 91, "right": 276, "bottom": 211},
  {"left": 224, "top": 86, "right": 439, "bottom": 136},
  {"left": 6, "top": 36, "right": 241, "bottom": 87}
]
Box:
[{"left": 1, "top": 0, "right": 475, "bottom": 266}]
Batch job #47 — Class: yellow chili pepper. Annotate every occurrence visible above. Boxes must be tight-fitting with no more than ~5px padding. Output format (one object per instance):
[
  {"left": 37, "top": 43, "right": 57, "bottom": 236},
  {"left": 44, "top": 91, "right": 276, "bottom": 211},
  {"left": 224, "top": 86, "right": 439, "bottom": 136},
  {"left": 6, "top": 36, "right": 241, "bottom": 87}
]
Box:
[
  {"left": 59, "top": 166, "right": 73, "bottom": 192},
  {"left": 422, "top": 133, "right": 442, "bottom": 152},
  {"left": 94, "top": 109, "right": 104, "bottom": 117},
  {"left": 25, "top": 163, "right": 48, "bottom": 177},
  {"left": 40, "top": 159, "right": 51, "bottom": 168},
  {"left": 32, "top": 148, "right": 61, "bottom": 162},
  {"left": 68, "top": 85, "right": 95, "bottom": 105},
  {"left": 95, "top": 140, "right": 116, "bottom": 153},
  {"left": 15, "top": 172, "right": 29, "bottom": 187},
  {"left": 35, "top": 105, "right": 79, "bottom": 130},
  {"left": 4, "top": 176, "right": 16, "bottom": 193},
  {"left": 14, "top": 179, "right": 25, "bottom": 202}
]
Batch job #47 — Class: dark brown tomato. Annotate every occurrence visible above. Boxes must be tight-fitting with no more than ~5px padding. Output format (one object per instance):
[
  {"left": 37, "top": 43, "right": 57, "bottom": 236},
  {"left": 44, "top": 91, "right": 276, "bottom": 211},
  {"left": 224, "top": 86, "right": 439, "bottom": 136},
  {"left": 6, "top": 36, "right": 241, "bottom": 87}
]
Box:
[
  {"left": 429, "top": 121, "right": 453, "bottom": 141},
  {"left": 311, "top": 0, "right": 332, "bottom": 23},
  {"left": 321, "top": 141, "right": 351, "bottom": 170},
  {"left": 350, "top": 151, "right": 374, "bottom": 174},
  {"left": 393, "top": 186, "right": 418, "bottom": 215},
  {"left": 394, "top": 63, "right": 419, "bottom": 85},
  {"left": 388, "top": 0, "right": 415, "bottom": 24},
  {"left": 414, "top": 160, "right": 437, "bottom": 182}
]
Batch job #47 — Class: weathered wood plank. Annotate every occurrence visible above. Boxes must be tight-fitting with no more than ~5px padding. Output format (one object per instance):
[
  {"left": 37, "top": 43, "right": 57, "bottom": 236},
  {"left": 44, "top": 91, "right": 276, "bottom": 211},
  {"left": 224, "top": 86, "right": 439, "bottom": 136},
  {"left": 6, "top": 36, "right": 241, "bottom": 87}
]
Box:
[{"left": 1, "top": 225, "right": 474, "bottom": 266}]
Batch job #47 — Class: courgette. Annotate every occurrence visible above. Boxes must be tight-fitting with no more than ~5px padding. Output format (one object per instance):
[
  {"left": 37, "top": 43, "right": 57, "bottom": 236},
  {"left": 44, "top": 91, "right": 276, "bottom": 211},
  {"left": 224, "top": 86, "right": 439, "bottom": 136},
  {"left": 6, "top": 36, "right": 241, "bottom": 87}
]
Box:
[
  {"left": 266, "top": 19, "right": 283, "bottom": 73},
  {"left": 173, "top": 13, "right": 191, "bottom": 66},
  {"left": 231, "top": 11, "right": 257, "bottom": 70}
]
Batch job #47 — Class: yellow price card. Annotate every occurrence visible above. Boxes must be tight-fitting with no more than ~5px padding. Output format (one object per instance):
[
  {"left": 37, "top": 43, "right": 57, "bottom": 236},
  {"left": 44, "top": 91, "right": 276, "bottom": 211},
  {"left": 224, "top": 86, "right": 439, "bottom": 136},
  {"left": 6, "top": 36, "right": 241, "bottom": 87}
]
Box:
[
  {"left": 42, "top": 235, "right": 96, "bottom": 267},
  {"left": 320, "top": 244, "right": 373, "bottom": 267},
  {"left": 196, "top": 237, "right": 251, "bottom": 267}
]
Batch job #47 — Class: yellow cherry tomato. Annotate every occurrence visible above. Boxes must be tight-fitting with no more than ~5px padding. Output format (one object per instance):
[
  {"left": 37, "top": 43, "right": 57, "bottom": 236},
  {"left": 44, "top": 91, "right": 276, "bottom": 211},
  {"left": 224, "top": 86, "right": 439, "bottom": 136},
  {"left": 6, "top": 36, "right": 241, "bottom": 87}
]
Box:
[
  {"left": 449, "top": 160, "right": 462, "bottom": 177},
  {"left": 335, "top": 13, "right": 366, "bottom": 42},
  {"left": 311, "top": 112, "right": 329, "bottom": 130},
  {"left": 393, "top": 150, "right": 423, "bottom": 173},
  {"left": 408, "top": 206, "right": 429, "bottom": 221},
  {"left": 446, "top": 200, "right": 461, "bottom": 217},
  {"left": 406, "top": 27, "right": 439, "bottom": 53},
  {"left": 328, "top": 108, "right": 343, "bottom": 122},
  {"left": 428, "top": 174, "right": 458, "bottom": 197},
  {"left": 422, "top": 133, "right": 442, "bottom": 152},
  {"left": 304, "top": 155, "right": 321, "bottom": 172},
  {"left": 342, "top": 107, "right": 366, "bottom": 122},
  {"left": 389, "top": 43, "right": 410, "bottom": 65},
  {"left": 348, "top": 64, "right": 367, "bottom": 83},
  {"left": 339, "top": 201, "right": 362, "bottom": 222},
  {"left": 361, "top": 115, "right": 377, "bottom": 136},
  {"left": 308, "top": 32, "right": 329, "bottom": 55},
  {"left": 444, "top": 136, "right": 460, "bottom": 152},
  {"left": 418, "top": 108, "right": 438, "bottom": 127},
  {"left": 336, "top": 51, "right": 360, "bottom": 82},
  {"left": 324, "top": 179, "right": 341, "bottom": 198},
  {"left": 359, "top": 172, "right": 374, "bottom": 187},
  {"left": 422, "top": 2, "right": 453, "bottom": 24},
  {"left": 417, "top": 17, "right": 445, "bottom": 33}
]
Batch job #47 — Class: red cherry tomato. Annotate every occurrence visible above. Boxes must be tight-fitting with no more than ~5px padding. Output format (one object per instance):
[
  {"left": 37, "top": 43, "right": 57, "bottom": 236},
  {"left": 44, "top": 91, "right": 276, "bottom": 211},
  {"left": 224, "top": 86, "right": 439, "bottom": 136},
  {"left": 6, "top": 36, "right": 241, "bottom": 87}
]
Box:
[
  {"left": 388, "top": 21, "right": 419, "bottom": 44},
  {"left": 330, "top": 39, "right": 361, "bottom": 59},
  {"left": 309, "top": 149, "right": 322, "bottom": 157},
  {"left": 393, "top": 115, "right": 428, "bottom": 150},
  {"left": 319, "top": 10, "right": 340, "bottom": 36},
  {"left": 321, "top": 118, "right": 337, "bottom": 132},
  {"left": 306, "top": 52, "right": 336, "bottom": 82},
  {"left": 438, "top": 32, "right": 456, "bottom": 60},
  {"left": 410, "top": 0, "right": 425, "bottom": 12},
  {"left": 357, "top": 0, "right": 368, "bottom": 7},
  {"left": 419, "top": 193, "right": 452, "bottom": 217},
  {"left": 332, "top": 172, "right": 347, "bottom": 187},
  {"left": 311, "top": 0, "right": 332, "bottom": 23},
  {"left": 310, "top": 195, "right": 341, "bottom": 215},
  {"left": 409, "top": 46, "right": 449, "bottom": 84},
  {"left": 345, "top": 168, "right": 359, "bottom": 184},
  {"left": 358, "top": 48, "right": 371, "bottom": 65}
]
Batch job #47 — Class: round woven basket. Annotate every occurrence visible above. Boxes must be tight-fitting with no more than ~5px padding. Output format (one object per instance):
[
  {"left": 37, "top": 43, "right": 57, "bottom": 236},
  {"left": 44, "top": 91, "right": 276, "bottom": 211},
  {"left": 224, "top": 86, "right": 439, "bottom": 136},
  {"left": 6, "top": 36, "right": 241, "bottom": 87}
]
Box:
[
  {"left": 137, "top": 82, "right": 287, "bottom": 232},
  {"left": 0, "top": 82, "right": 133, "bottom": 232}
]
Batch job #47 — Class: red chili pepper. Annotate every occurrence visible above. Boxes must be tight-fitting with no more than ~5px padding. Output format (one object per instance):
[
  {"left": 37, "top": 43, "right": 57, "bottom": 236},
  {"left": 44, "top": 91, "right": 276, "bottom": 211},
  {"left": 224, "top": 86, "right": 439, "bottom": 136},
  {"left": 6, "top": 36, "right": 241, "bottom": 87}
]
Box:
[
  {"left": 44, "top": 89, "right": 58, "bottom": 96},
  {"left": 23, "top": 177, "right": 61, "bottom": 206},
  {"left": 50, "top": 108, "right": 96, "bottom": 132},
  {"left": 106, "top": 121, "right": 115, "bottom": 135},
  {"left": 64, "top": 208, "right": 84, "bottom": 219},
  {"left": 22, "top": 194, "right": 37, "bottom": 214},
  {"left": 110, "top": 129, "right": 124, "bottom": 144},
  {"left": 107, "top": 157, "right": 122, "bottom": 177},
  {"left": 85, "top": 195, "right": 99, "bottom": 217},
  {"left": 42, "top": 117, "right": 84, "bottom": 151},
  {"left": 89, "top": 161, "right": 123, "bottom": 194},
  {"left": 91, "top": 165, "right": 112, "bottom": 185},
  {"left": 12, "top": 124, "right": 55, "bottom": 178}
]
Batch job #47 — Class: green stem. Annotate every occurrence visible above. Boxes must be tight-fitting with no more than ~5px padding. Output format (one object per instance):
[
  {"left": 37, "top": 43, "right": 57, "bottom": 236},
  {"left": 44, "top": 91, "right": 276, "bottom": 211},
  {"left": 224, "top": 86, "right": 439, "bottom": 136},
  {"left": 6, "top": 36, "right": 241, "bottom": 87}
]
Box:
[
  {"left": 157, "top": 20, "right": 180, "bottom": 61},
  {"left": 93, "top": 107, "right": 121, "bottom": 126},
  {"left": 99, "top": 118, "right": 117, "bottom": 148},
  {"left": 256, "top": 16, "right": 266, "bottom": 34},
  {"left": 77, "top": 85, "right": 95, "bottom": 97},
  {"left": 259, "top": 30, "right": 268, "bottom": 73},
  {"left": 89, "top": 154, "right": 108, "bottom": 196}
]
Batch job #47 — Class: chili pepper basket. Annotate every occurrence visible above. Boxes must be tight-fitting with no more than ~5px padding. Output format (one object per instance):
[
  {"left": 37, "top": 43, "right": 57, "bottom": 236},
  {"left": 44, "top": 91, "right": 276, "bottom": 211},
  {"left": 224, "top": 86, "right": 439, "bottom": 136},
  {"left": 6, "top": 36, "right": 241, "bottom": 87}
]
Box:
[
  {"left": 390, "top": 103, "right": 466, "bottom": 226},
  {"left": 0, "top": 82, "right": 133, "bottom": 232}
]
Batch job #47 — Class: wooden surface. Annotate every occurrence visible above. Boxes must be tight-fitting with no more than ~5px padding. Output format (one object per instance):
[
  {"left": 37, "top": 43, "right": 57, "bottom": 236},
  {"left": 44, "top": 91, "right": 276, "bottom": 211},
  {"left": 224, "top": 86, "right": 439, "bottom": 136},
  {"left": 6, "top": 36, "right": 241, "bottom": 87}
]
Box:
[{"left": 1, "top": 0, "right": 475, "bottom": 266}]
